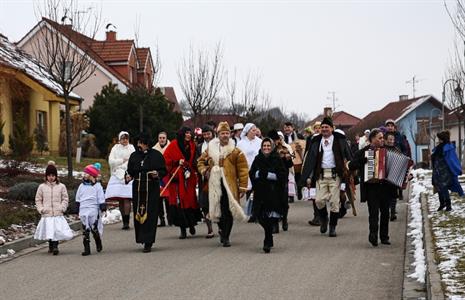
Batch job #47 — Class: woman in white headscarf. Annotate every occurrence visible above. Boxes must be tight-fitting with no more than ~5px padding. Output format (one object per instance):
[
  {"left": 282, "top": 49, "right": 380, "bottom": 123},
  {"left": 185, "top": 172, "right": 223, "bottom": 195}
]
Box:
[
  {"left": 105, "top": 131, "right": 136, "bottom": 229},
  {"left": 237, "top": 123, "right": 262, "bottom": 221}
]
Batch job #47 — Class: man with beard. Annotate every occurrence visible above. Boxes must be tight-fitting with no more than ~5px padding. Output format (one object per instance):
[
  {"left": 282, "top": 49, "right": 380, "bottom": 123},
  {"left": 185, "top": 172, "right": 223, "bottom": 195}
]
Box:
[
  {"left": 197, "top": 122, "right": 249, "bottom": 247},
  {"left": 126, "top": 132, "right": 167, "bottom": 252},
  {"left": 197, "top": 125, "right": 216, "bottom": 238},
  {"left": 300, "top": 117, "right": 352, "bottom": 237},
  {"left": 153, "top": 131, "right": 171, "bottom": 226}
]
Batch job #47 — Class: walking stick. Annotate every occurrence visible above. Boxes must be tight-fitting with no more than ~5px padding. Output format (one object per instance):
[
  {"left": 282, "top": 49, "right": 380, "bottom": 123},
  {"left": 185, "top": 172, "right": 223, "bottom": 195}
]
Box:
[{"left": 160, "top": 165, "right": 181, "bottom": 196}]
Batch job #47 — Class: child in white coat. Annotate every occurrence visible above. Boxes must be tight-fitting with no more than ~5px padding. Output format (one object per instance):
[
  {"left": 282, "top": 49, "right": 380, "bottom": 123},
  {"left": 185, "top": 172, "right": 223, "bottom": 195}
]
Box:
[
  {"left": 34, "top": 161, "right": 74, "bottom": 255},
  {"left": 76, "top": 163, "right": 106, "bottom": 256}
]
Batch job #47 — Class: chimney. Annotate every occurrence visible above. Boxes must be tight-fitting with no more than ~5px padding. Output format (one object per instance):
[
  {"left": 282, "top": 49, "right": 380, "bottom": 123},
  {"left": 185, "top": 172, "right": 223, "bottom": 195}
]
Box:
[
  {"left": 323, "top": 107, "right": 333, "bottom": 117},
  {"left": 399, "top": 95, "right": 409, "bottom": 101},
  {"left": 106, "top": 30, "right": 116, "bottom": 42}
]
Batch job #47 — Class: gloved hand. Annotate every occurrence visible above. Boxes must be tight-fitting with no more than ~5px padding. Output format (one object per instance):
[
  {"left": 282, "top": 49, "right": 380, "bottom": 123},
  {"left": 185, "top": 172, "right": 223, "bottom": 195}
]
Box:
[
  {"left": 99, "top": 203, "right": 107, "bottom": 212},
  {"left": 267, "top": 172, "right": 277, "bottom": 181}
]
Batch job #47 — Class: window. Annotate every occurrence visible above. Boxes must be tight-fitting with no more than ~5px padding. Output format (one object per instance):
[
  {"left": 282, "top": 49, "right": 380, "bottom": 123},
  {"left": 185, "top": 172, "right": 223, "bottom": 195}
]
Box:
[{"left": 36, "top": 110, "right": 47, "bottom": 132}]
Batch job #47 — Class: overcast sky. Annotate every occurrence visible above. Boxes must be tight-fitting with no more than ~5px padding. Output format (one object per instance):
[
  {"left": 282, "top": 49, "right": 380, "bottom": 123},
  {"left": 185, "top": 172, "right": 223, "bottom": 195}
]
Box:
[{"left": 0, "top": 0, "right": 459, "bottom": 120}]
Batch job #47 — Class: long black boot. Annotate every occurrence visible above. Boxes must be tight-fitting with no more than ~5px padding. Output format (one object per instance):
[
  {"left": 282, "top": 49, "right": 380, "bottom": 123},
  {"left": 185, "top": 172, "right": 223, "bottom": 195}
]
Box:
[
  {"left": 52, "top": 241, "right": 59, "bottom": 255},
  {"left": 179, "top": 227, "right": 187, "bottom": 239},
  {"left": 82, "top": 230, "right": 91, "bottom": 256},
  {"left": 329, "top": 212, "right": 338, "bottom": 237},
  {"left": 318, "top": 207, "right": 328, "bottom": 234},
  {"left": 309, "top": 200, "right": 321, "bottom": 225},
  {"left": 282, "top": 211, "right": 288, "bottom": 231},
  {"left": 48, "top": 240, "right": 53, "bottom": 253},
  {"left": 91, "top": 230, "right": 103, "bottom": 252},
  {"left": 122, "top": 215, "right": 130, "bottom": 230}
]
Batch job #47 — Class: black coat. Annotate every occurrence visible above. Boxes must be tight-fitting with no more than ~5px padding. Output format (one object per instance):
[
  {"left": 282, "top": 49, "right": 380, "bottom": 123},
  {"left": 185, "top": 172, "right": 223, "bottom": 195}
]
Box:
[
  {"left": 348, "top": 145, "right": 397, "bottom": 202},
  {"left": 127, "top": 148, "right": 167, "bottom": 243},
  {"left": 249, "top": 150, "right": 288, "bottom": 217},
  {"left": 299, "top": 132, "right": 352, "bottom": 187}
]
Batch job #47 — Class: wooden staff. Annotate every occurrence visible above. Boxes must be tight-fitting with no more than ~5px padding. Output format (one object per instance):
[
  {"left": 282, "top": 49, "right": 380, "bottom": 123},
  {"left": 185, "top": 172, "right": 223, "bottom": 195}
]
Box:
[{"left": 160, "top": 165, "right": 181, "bottom": 196}]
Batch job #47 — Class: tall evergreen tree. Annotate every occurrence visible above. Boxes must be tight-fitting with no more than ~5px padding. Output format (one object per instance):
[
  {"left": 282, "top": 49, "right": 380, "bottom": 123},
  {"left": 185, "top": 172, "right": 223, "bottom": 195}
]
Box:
[{"left": 87, "top": 83, "right": 183, "bottom": 156}]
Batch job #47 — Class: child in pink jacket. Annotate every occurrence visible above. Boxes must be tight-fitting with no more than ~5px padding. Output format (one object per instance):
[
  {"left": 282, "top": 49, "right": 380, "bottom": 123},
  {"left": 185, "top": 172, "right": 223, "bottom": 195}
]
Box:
[{"left": 34, "top": 161, "right": 74, "bottom": 255}]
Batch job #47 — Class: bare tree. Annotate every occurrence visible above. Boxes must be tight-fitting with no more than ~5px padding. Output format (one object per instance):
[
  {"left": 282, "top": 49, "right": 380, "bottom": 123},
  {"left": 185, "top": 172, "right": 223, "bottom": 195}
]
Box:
[
  {"left": 445, "top": 1, "right": 465, "bottom": 164},
  {"left": 32, "top": 0, "right": 102, "bottom": 178},
  {"left": 177, "top": 43, "right": 224, "bottom": 127}
]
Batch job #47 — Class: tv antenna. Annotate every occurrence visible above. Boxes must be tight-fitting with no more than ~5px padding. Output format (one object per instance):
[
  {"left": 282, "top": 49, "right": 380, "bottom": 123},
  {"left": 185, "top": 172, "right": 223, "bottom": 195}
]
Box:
[
  {"left": 326, "top": 91, "right": 340, "bottom": 111},
  {"left": 406, "top": 75, "right": 424, "bottom": 98}
]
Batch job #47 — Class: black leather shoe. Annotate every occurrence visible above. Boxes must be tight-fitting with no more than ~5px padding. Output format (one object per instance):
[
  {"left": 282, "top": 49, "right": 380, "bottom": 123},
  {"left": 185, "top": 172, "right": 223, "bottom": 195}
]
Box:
[
  {"left": 437, "top": 205, "right": 446, "bottom": 211},
  {"left": 263, "top": 246, "right": 271, "bottom": 253},
  {"left": 320, "top": 219, "right": 328, "bottom": 234},
  {"left": 381, "top": 240, "right": 391, "bottom": 245},
  {"left": 369, "top": 233, "right": 378, "bottom": 247},
  {"left": 329, "top": 225, "right": 337, "bottom": 237},
  {"left": 390, "top": 214, "right": 397, "bottom": 221},
  {"left": 308, "top": 218, "right": 321, "bottom": 226},
  {"left": 143, "top": 243, "right": 152, "bottom": 252},
  {"left": 222, "top": 239, "right": 231, "bottom": 247}
]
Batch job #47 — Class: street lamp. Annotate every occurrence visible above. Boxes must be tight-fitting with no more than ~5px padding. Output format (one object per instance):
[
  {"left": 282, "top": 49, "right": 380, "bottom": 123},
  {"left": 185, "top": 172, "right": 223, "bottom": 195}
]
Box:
[{"left": 442, "top": 79, "right": 463, "bottom": 130}]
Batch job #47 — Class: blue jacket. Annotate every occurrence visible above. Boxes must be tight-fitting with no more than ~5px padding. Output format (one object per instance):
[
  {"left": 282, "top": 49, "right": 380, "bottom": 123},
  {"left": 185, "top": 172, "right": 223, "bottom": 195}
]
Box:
[{"left": 433, "top": 143, "right": 464, "bottom": 196}]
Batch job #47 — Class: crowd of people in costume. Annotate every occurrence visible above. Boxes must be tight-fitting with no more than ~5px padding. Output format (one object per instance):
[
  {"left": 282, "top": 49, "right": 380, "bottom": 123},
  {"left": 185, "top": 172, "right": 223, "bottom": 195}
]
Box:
[{"left": 33, "top": 116, "right": 463, "bottom": 254}]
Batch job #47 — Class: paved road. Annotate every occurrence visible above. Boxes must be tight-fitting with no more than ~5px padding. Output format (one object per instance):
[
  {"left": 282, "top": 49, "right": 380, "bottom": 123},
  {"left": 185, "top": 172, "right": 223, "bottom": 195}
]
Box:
[{"left": 0, "top": 198, "right": 407, "bottom": 300}]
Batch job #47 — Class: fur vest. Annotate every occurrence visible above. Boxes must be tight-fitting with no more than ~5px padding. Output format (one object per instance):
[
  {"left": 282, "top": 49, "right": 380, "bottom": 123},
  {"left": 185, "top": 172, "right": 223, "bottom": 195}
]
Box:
[{"left": 197, "top": 138, "right": 249, "bottom": 222}]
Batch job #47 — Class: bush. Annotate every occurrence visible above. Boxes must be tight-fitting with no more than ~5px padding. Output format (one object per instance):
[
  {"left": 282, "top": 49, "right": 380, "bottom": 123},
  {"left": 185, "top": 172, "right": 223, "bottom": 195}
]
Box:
[
  {"left": 66, "top": 189, "right": 78, "bottom": 214},
  {"left": 9, "top": 114, "right": 33, "bottom": 160},
  {"left": 7, "top": 182, "right": 40, "bottom": 203},
  {"left": 33, "top": 126, "right": 48, "bottom": 154}
]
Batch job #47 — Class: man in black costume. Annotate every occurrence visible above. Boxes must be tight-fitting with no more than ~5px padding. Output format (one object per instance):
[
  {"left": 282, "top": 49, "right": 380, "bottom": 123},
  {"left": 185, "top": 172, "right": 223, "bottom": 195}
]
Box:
[{"left": 126, "top": 132, "right": 167, "bottom": 253}]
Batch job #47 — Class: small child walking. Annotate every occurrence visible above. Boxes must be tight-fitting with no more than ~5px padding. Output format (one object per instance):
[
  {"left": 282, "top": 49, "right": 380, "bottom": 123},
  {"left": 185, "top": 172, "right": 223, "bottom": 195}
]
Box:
[
  {"left": 34, "top": 161, "right": 74, "bottom": 255},
  {"left": 76, "top": 163, "right": 106, "bottom": 256}
]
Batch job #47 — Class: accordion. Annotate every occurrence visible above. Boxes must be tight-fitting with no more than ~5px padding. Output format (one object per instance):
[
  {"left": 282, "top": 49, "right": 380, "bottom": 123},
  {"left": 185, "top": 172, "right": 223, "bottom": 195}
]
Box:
[{"left": 364, "top": 148, "right": 411, "bottom": 188}]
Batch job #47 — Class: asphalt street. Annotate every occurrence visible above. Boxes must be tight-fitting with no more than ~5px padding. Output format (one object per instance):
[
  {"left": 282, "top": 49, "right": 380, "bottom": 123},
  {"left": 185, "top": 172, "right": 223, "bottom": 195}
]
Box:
[{"left": 0, "top": 198, "right": 407, "bottom": 300}]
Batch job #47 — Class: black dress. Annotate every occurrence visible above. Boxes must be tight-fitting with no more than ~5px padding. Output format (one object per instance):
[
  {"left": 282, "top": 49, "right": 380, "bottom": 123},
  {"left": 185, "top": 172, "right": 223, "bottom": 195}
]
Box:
[
  {"left": 127, "top": 148, "right": 167, "bottom": 245},
  {"left": 249, "top": 150, "right": 288, "bottom": 219}
]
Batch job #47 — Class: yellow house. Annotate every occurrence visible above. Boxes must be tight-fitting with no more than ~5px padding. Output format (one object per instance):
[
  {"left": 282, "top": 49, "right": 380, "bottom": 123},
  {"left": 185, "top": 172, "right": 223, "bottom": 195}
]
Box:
[{"left": 0, "top": 34, "right": 81, "bottom": 155}]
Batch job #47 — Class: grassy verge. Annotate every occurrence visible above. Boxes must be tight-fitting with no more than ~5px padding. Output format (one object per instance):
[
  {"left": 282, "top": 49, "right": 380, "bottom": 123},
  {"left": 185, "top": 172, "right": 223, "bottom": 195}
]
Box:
[
  {"left": 0, "top": 202, "right": 40, "bottom": 230},
  {"left": 30, "top": 155, "right": 109, "bottom": 181}
]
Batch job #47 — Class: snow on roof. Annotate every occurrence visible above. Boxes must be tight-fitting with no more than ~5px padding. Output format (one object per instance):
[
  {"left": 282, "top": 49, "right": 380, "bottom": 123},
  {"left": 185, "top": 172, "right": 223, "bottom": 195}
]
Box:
[
  {"left": 0, "top": 34, "right": 81, "bottom": 99},
  {"left": 394, "top": 95, "right": 432, "bottom": 123}
]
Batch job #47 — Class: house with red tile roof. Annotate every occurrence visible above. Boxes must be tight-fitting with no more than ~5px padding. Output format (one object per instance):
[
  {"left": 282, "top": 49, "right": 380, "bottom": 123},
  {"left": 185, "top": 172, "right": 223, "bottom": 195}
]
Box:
[
  {"left": 348, "top": 95, "right": 451, "bottom": 164},
  {"left": 16, "top": 17, "right": 178, "bottom": 111},
  {"left": 305, "top": 109, "right": 361, "bottom": 133}
]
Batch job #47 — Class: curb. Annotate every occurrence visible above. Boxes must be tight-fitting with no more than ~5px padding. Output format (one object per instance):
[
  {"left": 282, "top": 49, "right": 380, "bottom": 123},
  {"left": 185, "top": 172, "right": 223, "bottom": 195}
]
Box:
[
  {"left": 420, "top": 193, "right": 445, "bottom": 300},
  {"left": 402, "top": 183, "right": 427, "bottom": 299},
  {"left": 0, "top": 220, "right": 82, "bottom": 255}
]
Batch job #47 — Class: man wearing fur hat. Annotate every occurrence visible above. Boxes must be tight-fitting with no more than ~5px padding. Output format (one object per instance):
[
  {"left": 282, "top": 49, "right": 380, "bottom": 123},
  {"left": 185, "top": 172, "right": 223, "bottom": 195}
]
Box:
[
  {"left": 197, "top": 121, "right": 249, "bottom": 247},
  {"left": 299, "top": 117, "right": 352, "bottom": 237}
]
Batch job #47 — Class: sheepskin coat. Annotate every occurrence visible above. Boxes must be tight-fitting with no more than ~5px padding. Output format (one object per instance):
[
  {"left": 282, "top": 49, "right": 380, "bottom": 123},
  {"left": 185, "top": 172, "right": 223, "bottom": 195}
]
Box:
[{"left": 197, "top": 138, "right": 249, "bottom": 221}]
